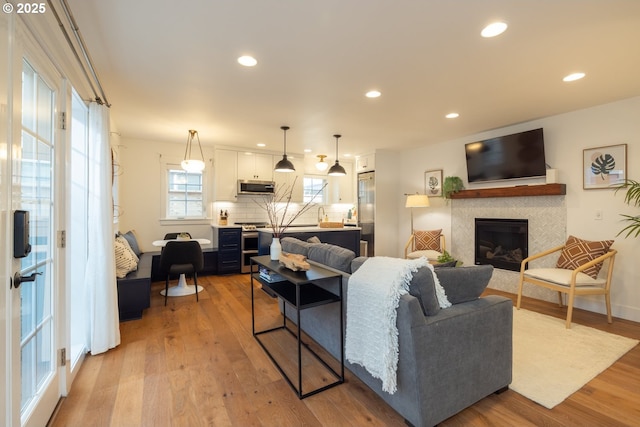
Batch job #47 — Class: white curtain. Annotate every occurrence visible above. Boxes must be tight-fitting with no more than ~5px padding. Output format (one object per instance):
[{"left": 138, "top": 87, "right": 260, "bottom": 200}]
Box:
[{"left": 85, "top": 102, "right": 120, "bottom": 354}]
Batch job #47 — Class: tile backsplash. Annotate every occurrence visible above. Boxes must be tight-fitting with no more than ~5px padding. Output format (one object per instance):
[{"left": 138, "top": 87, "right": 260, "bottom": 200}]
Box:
[{"left": 213, "top": 196, "right": 355, "bottom": 226}]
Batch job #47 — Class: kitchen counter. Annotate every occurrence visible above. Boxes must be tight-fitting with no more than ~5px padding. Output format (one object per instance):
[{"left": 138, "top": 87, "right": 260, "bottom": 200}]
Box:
[
  {"left": 257, "top": 226, "right": 362, "bottom": 256},
  {"left": 268, "top": 226, "right": 361, "bottom": 232}
]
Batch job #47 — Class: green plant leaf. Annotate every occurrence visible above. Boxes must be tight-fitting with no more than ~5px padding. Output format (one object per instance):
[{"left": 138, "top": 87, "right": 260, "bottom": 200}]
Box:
[
  {"left": 617, "top": 214, "right": 640, "bottom": 238},
  {"left": 437, "top": 249, "right": 454, "bottom": 263},
  {"left": 443, "top": 176, "right": 464, "bottom": 199}
]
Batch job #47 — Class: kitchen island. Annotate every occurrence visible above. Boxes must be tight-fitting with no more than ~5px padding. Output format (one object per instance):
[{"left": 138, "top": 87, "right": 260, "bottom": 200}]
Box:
[{"left": 258, "top": 226, "right": 362, "bottom": 257}]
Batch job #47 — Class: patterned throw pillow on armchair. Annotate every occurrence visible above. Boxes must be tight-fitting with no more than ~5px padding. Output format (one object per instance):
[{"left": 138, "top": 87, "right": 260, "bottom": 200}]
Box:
[
  {"left": 414, "top": 229, "right": 442, "bottom": 252},
  {"left": 406, "top": 229, "right": 444, "bottom": 261}
]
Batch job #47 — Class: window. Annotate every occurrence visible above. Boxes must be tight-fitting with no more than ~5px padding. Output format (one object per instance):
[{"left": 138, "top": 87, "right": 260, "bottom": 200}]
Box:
[
  {"left": 303, "top": 176, "right": 326, "bottom": 204},
  {"left": 166, "top": 168, "right": 205, "bottom": 218}
]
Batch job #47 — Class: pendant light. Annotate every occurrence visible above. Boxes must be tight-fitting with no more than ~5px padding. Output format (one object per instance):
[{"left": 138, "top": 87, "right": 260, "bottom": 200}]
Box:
[
  {"left": 274, "top": 125, "right": 295, "bottom": 172},
  {"left": 181, "top": 129, "right": 205, "bottom": 172},
  {"left": 315, "top": 154, "right": 329, "bottom": 171},
  {"left": 328, "top": 134, "right": 346, "bottom": 176}
]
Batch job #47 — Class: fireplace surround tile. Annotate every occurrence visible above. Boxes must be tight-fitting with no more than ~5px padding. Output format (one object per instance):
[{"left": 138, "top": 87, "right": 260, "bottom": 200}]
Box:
[{"left": 451, "top": 196, "right": 566, "bottom": 302}]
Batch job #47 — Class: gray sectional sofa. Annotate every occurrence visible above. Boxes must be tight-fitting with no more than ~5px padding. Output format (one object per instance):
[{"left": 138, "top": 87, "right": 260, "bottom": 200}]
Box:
[{"left": 279, "top": 237, "right": 513, "bottom": 427}]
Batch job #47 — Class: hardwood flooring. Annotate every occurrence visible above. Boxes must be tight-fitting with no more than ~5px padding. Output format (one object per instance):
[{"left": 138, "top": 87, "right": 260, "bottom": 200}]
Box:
[{"left": 49, "top": 274, "right": 640, "bottom": 427}]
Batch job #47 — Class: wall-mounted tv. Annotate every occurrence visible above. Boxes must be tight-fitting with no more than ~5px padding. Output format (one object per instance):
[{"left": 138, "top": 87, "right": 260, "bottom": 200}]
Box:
[{"left": 465, "top": 128, "right": 546, "bottom": 183}]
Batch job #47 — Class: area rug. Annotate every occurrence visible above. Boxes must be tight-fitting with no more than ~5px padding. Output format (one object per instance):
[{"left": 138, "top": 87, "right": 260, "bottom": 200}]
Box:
[{"left": 511, "top": 308, "right": 638, "bottom": 409}]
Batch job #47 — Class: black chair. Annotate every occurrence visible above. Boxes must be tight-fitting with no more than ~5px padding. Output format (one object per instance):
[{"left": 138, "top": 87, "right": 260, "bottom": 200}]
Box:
[
  {"left": 159, "top": 240, "right": 204, "bottom": 306},
  {"left": 164, "top": 232, "right": 191, "bottom": 240}
]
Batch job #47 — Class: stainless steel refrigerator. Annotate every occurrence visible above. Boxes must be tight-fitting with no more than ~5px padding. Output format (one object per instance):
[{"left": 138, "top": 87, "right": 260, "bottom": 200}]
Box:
[{"left": 358, "top": 171, "right": 375, "bottom": 257}]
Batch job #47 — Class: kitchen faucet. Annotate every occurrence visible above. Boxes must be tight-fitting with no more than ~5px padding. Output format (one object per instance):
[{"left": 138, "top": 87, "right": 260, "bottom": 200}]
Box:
[{"left": 317, "top": 206, "right": 326, "bottom": 223}]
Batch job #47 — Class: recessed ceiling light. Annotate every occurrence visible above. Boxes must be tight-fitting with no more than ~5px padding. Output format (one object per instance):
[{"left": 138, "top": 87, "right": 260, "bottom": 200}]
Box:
[
  {"left": 563, "top": 72, "right": 586, "bottom": 82},
  {"left": 304, "top": 148, "right": 312, "bottom": 153},
  {"left": 446, "top": 112, "right": 460, "bottom": 119},
  {"left": 365, "top": 90, "right": 381, "bottom": 98},
  {"left": 238, "top": 55, "right": 257, "bottom": 67},
  {"left": 257, "top": 143, "right": 266, "bottom": 147},
  {"left": 481, "top": 22, "right": 508, "bottom": 38},
  {"left": 344, "top": 153, "right": 352, "bottom": 157}
]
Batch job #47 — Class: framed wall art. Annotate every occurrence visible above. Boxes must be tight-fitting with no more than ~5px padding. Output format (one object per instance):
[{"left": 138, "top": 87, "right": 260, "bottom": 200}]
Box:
[
  {"left": 583, "top": 144, "right": 627, "bottom": 189},
  {"left": 424, "top": 169, "right": 443, "bottom": 197}
]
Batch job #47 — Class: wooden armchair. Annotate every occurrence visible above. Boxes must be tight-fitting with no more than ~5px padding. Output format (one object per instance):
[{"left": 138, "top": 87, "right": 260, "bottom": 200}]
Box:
[
  {"left": 516, "top": 242, "right": 617, "bottom": 329},
  {"left": 404, "top": 230, "right": 445, "bottom": 262}
]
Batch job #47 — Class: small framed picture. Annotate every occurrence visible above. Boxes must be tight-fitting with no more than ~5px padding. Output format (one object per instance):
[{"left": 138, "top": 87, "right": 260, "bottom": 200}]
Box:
[
  {"left": 583, "top": 144, "right": 627, "bottom": 189},
  {"left": 424, "top": 169, "right": 443, "bottom": 197}
]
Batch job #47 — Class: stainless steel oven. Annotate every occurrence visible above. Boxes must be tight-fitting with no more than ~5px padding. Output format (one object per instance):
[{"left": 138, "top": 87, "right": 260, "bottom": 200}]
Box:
[
  {"left": 241, "top": 231, "right": 259, "bottom": 273},
  {"left": 237, "top": 222, "right": 267, "bottom": 273}
]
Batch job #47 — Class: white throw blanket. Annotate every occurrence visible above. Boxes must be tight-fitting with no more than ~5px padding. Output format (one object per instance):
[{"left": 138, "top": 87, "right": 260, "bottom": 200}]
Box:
[{"left": 345, "top": 256, "right": 431, "bottom": 394}]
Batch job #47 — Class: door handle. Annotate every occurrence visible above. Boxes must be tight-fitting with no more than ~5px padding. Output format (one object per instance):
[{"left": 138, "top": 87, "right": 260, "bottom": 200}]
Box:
[{"left": 12, "top": 272, "right": 42, "bottom": 289}]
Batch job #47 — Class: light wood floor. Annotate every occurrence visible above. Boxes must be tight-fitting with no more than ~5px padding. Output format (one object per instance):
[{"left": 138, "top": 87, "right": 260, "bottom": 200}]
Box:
[{"left": 49, "top": 274, "right": 640, "bottom": 427}]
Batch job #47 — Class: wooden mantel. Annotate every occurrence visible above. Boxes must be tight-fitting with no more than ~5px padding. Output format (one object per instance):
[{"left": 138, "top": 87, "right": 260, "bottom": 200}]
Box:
[{"left": 449, "top": 183, "right": 566, "bottom": 199}]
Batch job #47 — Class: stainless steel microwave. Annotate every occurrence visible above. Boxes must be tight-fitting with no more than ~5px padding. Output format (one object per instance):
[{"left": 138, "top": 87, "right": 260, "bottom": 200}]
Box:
[{"left": 237, "top": 180, "right": 275, "bottom": 195}]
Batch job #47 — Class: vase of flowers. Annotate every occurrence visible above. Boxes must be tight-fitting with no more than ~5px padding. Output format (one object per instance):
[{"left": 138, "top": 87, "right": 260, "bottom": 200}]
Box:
[{"left": 256, "top": 176, "right": 326, "bottom": 259}]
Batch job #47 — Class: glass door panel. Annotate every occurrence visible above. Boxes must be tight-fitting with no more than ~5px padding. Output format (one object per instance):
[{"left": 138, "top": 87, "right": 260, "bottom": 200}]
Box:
[{"left": 17, "top": 58, "right": 57, "bottom": 424}]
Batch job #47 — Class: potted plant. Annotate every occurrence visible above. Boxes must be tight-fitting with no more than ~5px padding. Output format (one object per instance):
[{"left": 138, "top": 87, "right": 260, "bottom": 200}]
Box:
[
  {"left": 615, "top": 179, "right": 640, "bottom": 238},
  {"left": 443, "top": 176, "right": 464, "bottom": 199},
  {"left": 436, "top": 250, "right": 462, "bottom": 267}
]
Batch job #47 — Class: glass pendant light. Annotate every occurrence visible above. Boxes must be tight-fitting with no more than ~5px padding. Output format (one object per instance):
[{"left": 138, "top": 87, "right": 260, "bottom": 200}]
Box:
[
  {"left": 181, "top": 129, "right": 205, "bottom": 172},
  {"left": 315, "top": 154, "right": 329, "bottom": 171},
  {"left": 327, "top": 134, "right": 346, "bottom": 176},
  {"left": 274, "top": 125, "right": 295, "bottom": 172}
]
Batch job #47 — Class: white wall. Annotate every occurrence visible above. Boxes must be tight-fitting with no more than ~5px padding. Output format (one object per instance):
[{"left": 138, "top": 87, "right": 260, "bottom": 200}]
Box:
[
  {"left": 117, "top": 137, "right": 216, "bottom": 252},
  {"left": 397, "top": 96, "right": 640, "bottom": 322},
  {"left": 373, "top": 149, "right": 401, "bottom": 257}
]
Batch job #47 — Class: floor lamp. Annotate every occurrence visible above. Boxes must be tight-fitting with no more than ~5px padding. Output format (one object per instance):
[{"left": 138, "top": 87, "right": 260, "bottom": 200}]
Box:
[{"left": 405, "top": 194, "right": 430, "bottom": 233}]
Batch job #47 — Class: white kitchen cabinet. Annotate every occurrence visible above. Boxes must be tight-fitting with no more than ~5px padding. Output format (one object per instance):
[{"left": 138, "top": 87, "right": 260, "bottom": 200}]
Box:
[
  {"left": 214, "top": 149, "right": 238, "bottom": 201},
  {"left": 356, "top": 154, "right": 375, "bottom": 173},
  {"left": 238, "top": 152, "right": 274, "bottom": 181},
  {"left": 273, "top": 156, "right": 303, "bottom": 202},
  {"left": 328, "top": 161, "right": 354, "bottom": 204}
]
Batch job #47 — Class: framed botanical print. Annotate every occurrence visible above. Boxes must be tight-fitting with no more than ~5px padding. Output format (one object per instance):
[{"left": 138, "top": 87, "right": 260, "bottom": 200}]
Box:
[
  {"left": 424, "top": 169, "right": 443, "bottom": 197},
  {"left": 583, "top": 144, "right": 627, "bottom": 189}
]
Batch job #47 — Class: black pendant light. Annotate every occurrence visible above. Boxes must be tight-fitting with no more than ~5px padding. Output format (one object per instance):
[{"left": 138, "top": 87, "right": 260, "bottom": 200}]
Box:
[
  {"left": 274, "top": 125, "right": 295, "bottom": 172},
  {"left": 328, "top": 134, "right": 347, "bottom": 176}
]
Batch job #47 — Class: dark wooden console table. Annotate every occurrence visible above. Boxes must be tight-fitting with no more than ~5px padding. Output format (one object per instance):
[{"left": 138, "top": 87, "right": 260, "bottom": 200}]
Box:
[{"left": 250, "top": 255, "right": 344, "bottom": 399}]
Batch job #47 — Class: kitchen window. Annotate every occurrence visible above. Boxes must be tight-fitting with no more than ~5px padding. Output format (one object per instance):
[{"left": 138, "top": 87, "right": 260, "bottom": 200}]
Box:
[
  {"left": 303, "top": 176, "right": 326, "bottom": 203},
  {"left": 164, "top": 166, "right": 206, "bottom": 219}
]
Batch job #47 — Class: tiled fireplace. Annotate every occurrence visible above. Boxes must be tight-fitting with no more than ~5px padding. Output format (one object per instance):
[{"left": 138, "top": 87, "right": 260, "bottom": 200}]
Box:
[{"left": 451, "top": 195, "right": 566, "bottom": 301}]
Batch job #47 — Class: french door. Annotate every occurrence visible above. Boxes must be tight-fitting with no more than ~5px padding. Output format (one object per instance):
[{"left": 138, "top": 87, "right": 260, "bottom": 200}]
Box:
[
  {"left": 10, "top": 56, "right": 61, "bottom": 427},
  {"left": 2, "top": 11, "right": 94, "bottom": 427}
]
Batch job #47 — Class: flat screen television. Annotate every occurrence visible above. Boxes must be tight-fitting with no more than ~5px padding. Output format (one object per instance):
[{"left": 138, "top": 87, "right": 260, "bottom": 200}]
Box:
[{"left": 465, "top": 128, "right": 546, "bottom": 183}]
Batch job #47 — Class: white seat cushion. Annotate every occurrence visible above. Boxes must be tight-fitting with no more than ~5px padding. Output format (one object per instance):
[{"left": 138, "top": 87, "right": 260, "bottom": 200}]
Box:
[
  {"left": 407, "top": 250, "right": 442, "bottom": 261},
  {"left": 524, "top": 268, "right": 606, "bottom": 287}
]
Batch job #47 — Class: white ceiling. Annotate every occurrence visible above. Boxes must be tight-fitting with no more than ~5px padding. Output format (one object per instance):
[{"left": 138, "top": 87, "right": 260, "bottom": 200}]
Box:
[{"left": 67, "top": 0, "right": 640, "bottom": 158}]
